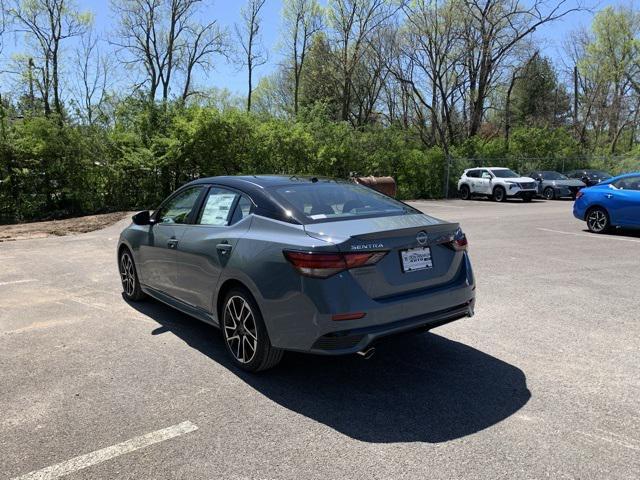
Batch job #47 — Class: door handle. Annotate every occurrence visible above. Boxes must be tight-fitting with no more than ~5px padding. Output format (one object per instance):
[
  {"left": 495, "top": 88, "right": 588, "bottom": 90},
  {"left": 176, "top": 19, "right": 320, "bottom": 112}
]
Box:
[
  {"left": 167, "top": 238, "right": 179, "bottom": 249},
  {"left": 216, "top": 243, "right": 233, "bottom": 255}
]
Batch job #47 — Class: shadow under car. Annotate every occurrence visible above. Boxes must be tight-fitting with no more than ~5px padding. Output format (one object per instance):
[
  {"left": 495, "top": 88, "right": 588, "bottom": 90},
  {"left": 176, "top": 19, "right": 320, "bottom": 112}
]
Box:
[{"left": 127, "top": 296, "right": 531, "bottom": 444}]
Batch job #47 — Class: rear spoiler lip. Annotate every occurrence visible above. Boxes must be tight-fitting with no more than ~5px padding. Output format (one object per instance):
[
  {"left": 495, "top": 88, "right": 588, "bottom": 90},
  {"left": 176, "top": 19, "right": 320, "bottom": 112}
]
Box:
[{"left": 350, "top": 222, "right": 460, "bottom": 241}]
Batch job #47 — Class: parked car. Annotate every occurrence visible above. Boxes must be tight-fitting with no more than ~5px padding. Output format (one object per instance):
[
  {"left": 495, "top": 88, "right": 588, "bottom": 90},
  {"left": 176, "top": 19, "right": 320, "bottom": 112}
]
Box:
[
  {"left": 458, "top": 167, "right": 537, "bottom": 202},
  {"left": 527, "top": 171, "right": 585, "bottom": 200},
  {"left": 565, "top": 169, "right": 612, "bottom": 187},
  {"left": 573, "top": 172, "right": 640, "bottom": 233},
  {"left": 118, "top": 176, "right": 476, "bottom": 371}
]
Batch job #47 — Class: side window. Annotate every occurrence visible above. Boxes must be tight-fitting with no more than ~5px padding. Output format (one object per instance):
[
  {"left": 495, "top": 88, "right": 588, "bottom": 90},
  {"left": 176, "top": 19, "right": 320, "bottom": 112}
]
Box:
[
  {"left": 229, "top": 195, "right": 253, "bottom": 225},
  {"left": 198, "top": 188, "right": 239, "bottom": 226},
  {"left": 614, "top": 176, "right": 640, "bottom": 191},
  {"left": 480, "top": 170, "right": 492, "bottom": 179},
  {"left": 156, "top": 187, "right": 203, "bottom": 224},
  {"left": 466, "top": 170, "right": 478, "bottom": 178}
]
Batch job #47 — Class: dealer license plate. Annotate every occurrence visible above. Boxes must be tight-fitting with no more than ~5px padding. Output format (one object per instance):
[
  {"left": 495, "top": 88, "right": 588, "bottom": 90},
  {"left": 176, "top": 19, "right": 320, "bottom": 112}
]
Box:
[{"left": 401, "top": 247, "right": 433, "bottom": 272}]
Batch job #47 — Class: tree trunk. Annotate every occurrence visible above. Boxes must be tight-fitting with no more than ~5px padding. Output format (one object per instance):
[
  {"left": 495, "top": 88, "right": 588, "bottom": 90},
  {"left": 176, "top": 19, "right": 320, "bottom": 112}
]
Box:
[{"left": 247, "top": 64, "right": 253, "bottom": 111}]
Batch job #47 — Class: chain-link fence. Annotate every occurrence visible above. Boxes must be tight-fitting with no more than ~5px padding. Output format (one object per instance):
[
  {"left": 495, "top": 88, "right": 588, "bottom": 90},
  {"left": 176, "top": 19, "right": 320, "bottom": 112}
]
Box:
[{"left": 443, "top": 156, "right": 640, "bottom": 198}]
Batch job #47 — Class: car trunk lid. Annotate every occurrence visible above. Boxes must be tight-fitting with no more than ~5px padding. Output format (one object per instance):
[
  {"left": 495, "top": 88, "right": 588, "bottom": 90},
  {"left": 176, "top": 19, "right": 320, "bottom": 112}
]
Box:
[{"left": 304, "top": 214, "right": 463, "bottom": 299}]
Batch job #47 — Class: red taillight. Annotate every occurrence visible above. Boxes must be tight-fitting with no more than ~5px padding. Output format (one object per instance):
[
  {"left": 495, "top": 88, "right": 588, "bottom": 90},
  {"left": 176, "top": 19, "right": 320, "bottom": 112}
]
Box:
[
  {"left": 452, "top": 236, "right": 468, "bottom": 251},
  {"left": 575, "top": 191, "right": 584, "bottom": 199},
  {"left": 283, "top": 250, "right": 387, "bottom": 278},
  {"left": 448, "top": 229, "right": 468, "bottom": 251}
]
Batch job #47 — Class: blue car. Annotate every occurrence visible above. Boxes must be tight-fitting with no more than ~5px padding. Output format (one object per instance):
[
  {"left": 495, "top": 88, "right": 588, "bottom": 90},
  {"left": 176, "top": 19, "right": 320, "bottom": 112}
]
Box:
[{"left": 573, "top": 172, "right": 640, "bottom": 233}]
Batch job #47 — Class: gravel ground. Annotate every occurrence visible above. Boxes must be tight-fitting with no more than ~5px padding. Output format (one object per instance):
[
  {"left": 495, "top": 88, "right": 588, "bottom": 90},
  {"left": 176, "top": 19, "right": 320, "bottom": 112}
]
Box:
[{"left": 0, "top": 212, "right": 132, "bottom": 242}]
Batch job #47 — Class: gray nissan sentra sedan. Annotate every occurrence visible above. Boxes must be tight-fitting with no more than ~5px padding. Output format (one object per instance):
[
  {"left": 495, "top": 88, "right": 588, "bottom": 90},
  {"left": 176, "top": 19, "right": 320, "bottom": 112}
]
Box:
[{"left": 118, "top": 176, "right": 476, "bottom": 371}]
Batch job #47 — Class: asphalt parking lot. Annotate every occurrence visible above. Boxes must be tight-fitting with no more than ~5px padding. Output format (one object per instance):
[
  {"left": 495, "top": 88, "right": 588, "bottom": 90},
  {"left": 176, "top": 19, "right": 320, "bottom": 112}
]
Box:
[{"left": 1, "top": 198, "right": 639, "bottom": 480}]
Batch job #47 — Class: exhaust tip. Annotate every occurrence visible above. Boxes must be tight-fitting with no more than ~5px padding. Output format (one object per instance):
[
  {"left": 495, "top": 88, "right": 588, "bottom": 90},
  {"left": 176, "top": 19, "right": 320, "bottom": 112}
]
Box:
[{"left": 357, "top": 347, "right": 376, "bottom": 360}]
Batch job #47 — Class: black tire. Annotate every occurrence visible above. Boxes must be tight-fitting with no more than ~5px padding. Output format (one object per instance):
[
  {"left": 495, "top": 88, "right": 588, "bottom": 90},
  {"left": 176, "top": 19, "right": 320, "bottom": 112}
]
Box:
[
  {"left": 493, "top": 186, "right": 506, "bottom": 202},
  {"left": 586, "top": 207, "right": 610, "bottom": 234},
  {"left": 119, "top": 248, "right": 147, "bottom": 301},
  {"left": 459, "top": 184, "right": 471, "bottom": 200},
  {"left": 543, "top": 187, "right": 556, "bottom": 200},
  {"left": 221, "top": 287, "right": 283, "bottom": 372}
]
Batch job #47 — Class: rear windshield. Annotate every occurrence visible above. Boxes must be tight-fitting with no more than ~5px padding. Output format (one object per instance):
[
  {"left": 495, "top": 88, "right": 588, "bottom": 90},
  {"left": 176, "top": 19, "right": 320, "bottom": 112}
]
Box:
[
  {"left": 269, "top": 182, "right": 418, "bottom": 223},
  {"left": 490, "top": 169, "right": 520, "bottom": 178},
  {"left": 589, "top": 171, "right": 611, "bottom": 178}
]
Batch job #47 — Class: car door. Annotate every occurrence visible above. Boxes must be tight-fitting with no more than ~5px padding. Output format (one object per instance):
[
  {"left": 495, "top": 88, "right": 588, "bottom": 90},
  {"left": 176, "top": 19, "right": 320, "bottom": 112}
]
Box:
[
  {"left": 139, "top": 186, "right": 205, "bottom": 297},
  {"left": 465, "top": 169, "right": 478, "bottom": 191},
  {"left": 174, "top": 186, "right": 254, "bottom": 313},
  {"left": 609, "top": 176, "right": 640, "bottom": 225},
  {"left": 477, "top": 170, "right": 493, "bottom": 195}
]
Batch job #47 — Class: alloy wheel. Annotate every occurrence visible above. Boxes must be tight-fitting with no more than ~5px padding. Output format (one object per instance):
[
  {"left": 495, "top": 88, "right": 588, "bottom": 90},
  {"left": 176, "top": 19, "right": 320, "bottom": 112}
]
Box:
[
  {"left": 544, "top": 188, "right": 555, "bottom": 200},
  {"left": 587, "top": 209, "right": 608, "bottom": 233},
  {"left": 120, "top": 252, "right": 136, "bottom": 297},
  {"left": 224, "top": 296, "right": 258, "bottom": 364}
]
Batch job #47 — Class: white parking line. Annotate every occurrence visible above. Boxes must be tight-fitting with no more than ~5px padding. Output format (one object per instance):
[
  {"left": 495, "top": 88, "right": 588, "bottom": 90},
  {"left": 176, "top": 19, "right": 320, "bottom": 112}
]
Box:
[
  {"left": 537, "top": 228, "right": 640, "bottom": 244},
  {"left": 576, "top": 430, "right": 640, "bottom": 451},
  {"left": 11, "top": 421, "right": 198, "bottom": 480},
  {"left": 0, "top": 279, "right": 37, "bottom": 286}
]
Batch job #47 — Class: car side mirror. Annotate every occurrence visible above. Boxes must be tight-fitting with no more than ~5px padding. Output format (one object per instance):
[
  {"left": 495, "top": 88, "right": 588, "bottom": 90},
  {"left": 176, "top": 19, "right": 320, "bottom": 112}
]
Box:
[{"left": 132, "top": 210, "right": 153, "bottom": 226}]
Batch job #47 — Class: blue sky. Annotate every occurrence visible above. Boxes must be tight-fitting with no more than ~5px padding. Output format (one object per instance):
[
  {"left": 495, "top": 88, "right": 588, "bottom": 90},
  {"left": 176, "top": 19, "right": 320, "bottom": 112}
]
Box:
[{"left": 2, "top": 0, "right": 618, "bottom": 96}]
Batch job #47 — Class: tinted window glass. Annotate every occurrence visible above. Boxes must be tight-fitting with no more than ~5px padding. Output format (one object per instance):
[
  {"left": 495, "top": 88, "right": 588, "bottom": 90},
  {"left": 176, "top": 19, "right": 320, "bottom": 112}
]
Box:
[
  {"left": 229, "top": 195, "right": 253, "bottom": 225},
  {"left": 157, "top": 187, "right": 202, "bottom": 224},
  {"left": 466, "top": 170, "right": 479, "bottom": 178},
  {"left": 270, "top": 182, "right": 417, "bottom": 223},
  {"left": 614, "top": 176, "right": 640, "bottom": 191},
  {"left": 490, "top": 169, "right": 519, "bottom": 178},
  {"left": 198, "top": 188, "right": 239, "bottom": 226},
  {"left": 589, "top": 171, "right": 611, "bottom": 179},
  {"left": 541, "top": 171, "right": 567, "bottom": 180}
]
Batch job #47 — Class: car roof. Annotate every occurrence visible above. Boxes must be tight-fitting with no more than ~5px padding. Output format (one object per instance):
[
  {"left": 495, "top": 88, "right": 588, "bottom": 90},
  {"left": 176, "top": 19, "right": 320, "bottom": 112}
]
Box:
[
  {"left": 465, "top": 167, "right": 508, "bottom": 171},
  {"left": 185, "top": 175, "right": 339, "bottom": 190}
]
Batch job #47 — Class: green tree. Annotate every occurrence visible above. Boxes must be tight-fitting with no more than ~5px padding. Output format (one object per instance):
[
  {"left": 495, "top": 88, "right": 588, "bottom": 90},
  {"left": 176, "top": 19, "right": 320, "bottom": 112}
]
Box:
[
  {"left": 578, "top": 6, "right": 640, "bottom": 152},
  {"left": 299, "top": 33, "right": 342, "bottom": 120},
  {"left": 511, "top": 55, "right": 570, "bottom": 128}
]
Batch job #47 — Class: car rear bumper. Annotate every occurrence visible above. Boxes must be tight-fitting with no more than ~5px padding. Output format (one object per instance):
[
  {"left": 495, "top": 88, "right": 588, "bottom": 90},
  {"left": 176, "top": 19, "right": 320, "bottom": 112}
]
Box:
[
  {"left": 263, "top": 253, "right": 476, "bottom": 354},
  {"left": 310, "top": 300, "right": 474, "bottom": 354}
]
